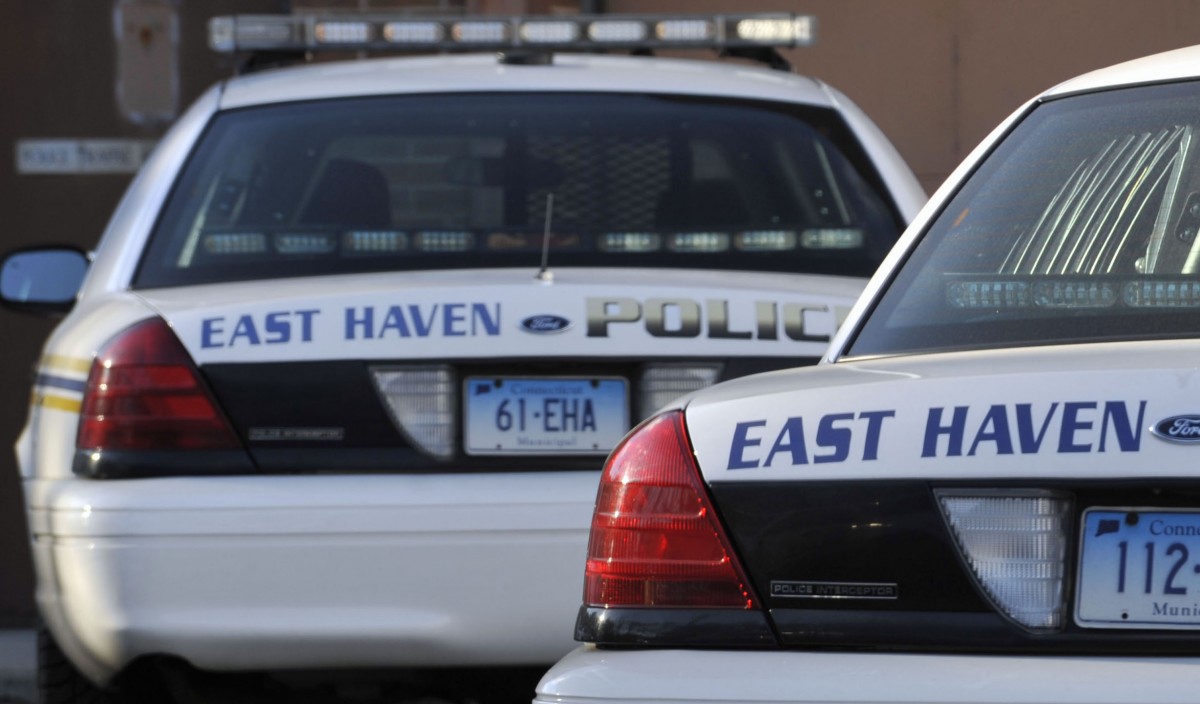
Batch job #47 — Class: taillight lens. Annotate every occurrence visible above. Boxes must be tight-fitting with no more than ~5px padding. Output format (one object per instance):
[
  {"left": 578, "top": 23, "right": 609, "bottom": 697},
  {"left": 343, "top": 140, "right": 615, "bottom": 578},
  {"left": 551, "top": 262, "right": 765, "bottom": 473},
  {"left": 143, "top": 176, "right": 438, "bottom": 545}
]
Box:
[
  {"left": 77, "top": 318, "right": 240, "bottom": 451},
  {"left": 584, "top": 411, "right": 758, "bottom": 609}
]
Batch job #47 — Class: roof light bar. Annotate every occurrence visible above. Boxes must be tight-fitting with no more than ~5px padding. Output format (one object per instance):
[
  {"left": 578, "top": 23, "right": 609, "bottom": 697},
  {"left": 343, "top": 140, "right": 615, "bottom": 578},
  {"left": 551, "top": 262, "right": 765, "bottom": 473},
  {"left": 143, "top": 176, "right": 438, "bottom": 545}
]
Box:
[{"left": 208, "top": 13, "right": 816, "bottom": 54}]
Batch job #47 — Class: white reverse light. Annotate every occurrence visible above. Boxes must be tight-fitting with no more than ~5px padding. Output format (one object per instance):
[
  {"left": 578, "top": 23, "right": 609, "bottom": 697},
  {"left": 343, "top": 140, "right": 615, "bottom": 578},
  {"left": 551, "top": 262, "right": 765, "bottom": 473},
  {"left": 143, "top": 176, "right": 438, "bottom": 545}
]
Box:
[
  {"left": 937, "top": 490, "right": 1070, "bottom": 630},
  {"left": 372, "top": 366, "right": 456, "bottom": 460},
  {"left": 638, "top": 364, "right": 722, "bottom": 420}
]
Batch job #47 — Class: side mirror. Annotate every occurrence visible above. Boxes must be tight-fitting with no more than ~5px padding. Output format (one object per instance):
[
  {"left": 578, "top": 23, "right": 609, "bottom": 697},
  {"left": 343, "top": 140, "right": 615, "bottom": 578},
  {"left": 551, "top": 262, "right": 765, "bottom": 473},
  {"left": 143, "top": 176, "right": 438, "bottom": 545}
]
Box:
[{"left": 0, "top": 247, "right": 90, "bottom": 316}]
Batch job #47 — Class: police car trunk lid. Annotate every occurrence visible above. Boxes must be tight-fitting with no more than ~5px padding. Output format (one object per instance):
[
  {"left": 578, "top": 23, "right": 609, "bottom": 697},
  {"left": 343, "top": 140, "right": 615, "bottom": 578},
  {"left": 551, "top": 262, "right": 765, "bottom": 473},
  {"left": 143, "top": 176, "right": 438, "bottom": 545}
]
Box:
[
  {"left": 134, "top": 267, "right": 863, "bottom": 473},
  {"left": 685, "top": 341, "right": 1200, "bottom": 650},
  {"left": 686, "top": 341, "right": 1186, "bottom": 483}
]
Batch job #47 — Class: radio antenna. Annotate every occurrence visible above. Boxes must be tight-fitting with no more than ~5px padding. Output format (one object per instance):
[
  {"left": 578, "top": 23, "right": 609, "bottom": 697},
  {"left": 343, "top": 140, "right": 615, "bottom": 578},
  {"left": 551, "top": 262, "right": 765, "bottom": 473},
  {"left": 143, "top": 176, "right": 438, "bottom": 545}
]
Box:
[{"left": 536, "top": 192, "right": 554, "bottom": 283}]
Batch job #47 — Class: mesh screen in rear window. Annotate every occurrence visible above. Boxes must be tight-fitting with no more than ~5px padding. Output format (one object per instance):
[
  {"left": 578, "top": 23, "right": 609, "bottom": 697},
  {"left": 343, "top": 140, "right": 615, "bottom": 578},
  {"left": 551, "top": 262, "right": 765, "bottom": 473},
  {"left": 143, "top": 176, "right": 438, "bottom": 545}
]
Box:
[{"left": 135, "top": 93, "right": 903, "bottom": 288}]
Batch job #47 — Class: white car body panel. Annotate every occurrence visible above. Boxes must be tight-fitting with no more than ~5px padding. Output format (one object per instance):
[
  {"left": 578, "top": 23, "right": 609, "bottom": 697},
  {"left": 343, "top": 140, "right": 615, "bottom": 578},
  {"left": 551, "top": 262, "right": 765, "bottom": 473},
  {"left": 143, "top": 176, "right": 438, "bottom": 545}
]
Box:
[
  {"left": 1044, "top": 44, "right": 1200, "bottom": 98},
  {"left": 30, "top": 472, "right": 593, "bottom": 679},
  {"left": 137, "top": 268, "right": 859, "bottom": 364},
  {"left": 688, "top": 342, "right": 1192, "bottom": 483},
  {"left": 537, "top": 646, "right": 1200, "bottom": 704}
]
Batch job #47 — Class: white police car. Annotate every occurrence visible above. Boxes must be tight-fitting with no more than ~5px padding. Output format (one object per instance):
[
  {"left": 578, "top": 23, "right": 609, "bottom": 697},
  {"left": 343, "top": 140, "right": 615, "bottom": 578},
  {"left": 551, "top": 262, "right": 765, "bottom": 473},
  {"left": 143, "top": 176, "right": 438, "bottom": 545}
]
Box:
[
  {"left": 0, "top": 11, "right": 925, "bottom": 704},
  {"left": 536, "top": 42, "right": 1200, "bottom": 704}
]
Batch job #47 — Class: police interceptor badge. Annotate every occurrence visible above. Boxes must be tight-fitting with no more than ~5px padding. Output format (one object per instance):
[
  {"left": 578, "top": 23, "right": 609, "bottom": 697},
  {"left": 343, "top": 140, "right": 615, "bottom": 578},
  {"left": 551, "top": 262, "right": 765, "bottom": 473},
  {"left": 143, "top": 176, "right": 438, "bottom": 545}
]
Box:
[
  {"left": 771, "top": 580, "right": 899, "bottom": 600},
  {"left": 1151, "top": 415, "right": 1200, "bottom": 443}
]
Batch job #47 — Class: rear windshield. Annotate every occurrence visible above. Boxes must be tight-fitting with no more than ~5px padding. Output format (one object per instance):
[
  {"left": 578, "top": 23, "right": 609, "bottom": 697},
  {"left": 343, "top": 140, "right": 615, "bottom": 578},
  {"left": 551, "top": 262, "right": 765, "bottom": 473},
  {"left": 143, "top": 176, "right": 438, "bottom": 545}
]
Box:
[
  {"left": 135, "top": 92, "right": 903, "bottom": 288},
  {"left": 849, "top": 81, "right": 1200, "bottom": 357}
]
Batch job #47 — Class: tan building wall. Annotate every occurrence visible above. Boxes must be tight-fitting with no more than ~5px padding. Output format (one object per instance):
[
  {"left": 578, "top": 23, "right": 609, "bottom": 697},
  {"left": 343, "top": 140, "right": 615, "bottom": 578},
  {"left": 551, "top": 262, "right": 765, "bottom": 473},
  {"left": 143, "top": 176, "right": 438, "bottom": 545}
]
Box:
[
  {"left": 610, "top": 0, "right": 1200, "bottom": 194},
  {"left": 0, "top": 0, "right": 1199, "bottom": 624}
]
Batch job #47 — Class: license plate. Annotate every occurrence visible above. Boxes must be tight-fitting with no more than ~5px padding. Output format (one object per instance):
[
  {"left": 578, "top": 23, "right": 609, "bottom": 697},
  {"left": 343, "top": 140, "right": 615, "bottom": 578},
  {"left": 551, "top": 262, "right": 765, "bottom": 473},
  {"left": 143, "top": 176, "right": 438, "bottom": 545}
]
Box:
[
  {"left": 1076, "top": 508, "right": 1200, "bottom": 629},
  {"left": 464, "top": 377, "right": 629, "bottom": 456}
]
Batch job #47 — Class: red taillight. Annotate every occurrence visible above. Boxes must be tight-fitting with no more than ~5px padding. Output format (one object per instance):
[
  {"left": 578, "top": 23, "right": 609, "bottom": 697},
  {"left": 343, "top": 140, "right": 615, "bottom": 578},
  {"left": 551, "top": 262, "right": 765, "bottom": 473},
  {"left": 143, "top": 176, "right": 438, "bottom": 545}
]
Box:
[
  {"left": 584, "top": 411, "right": 758, "bottom": 609},
  {"left": 77, "top": 318, "right": 240, "bottom": 452}
]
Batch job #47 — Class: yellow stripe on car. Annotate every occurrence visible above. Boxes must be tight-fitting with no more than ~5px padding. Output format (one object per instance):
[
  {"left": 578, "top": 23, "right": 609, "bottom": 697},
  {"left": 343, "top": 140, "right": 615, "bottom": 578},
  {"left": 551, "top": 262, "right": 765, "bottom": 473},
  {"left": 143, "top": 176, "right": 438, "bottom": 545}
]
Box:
[
  {"left": 39, "top": 354, "right": 92, "bottom": 374},
  {"left": 31, "top": 391, "right": 83, "bottom": 414}
]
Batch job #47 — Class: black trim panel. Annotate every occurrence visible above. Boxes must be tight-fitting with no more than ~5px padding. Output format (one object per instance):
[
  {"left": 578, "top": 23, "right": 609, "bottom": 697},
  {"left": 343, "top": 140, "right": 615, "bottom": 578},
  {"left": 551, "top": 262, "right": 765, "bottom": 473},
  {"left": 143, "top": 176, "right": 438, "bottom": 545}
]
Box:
[
  {"left": 704, "top": 479, "right": 1200, "bottom": 653},
  {"left": 575, "top": 606, "right": 777, "bottom": 647},
  {"left": 73, "top": 449, "right": 256, "bottom": 479},
  {"left": 711, "top": 481, "right": 988, "bottom": 614},
  {"left": 770, "top": 608, "right": 1200, "bottom": 654},
  {"left": 201, "top": 357, "right": 808, "bottom": 473}
]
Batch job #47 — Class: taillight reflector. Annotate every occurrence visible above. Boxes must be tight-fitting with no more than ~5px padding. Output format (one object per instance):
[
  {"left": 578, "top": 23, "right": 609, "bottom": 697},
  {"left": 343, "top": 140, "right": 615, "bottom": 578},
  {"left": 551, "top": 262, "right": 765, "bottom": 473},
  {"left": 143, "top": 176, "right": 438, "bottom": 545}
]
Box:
[
  {"left": 77, "top": 318, "right": 240, "bottom": 452},
  {"left": 584, "top": 411, "right": 757, "bottom": 609}
]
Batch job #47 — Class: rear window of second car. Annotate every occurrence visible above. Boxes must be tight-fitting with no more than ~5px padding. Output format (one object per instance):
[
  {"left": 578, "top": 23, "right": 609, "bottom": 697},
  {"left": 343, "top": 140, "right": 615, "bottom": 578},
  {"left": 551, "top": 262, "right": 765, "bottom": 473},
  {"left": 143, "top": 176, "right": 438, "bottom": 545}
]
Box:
[
  {"left": 135, "top": 92, "right": 904, "bottom": 288},
  {"left": 849, "top": 80, "right": 1200, "bottom": 357}
]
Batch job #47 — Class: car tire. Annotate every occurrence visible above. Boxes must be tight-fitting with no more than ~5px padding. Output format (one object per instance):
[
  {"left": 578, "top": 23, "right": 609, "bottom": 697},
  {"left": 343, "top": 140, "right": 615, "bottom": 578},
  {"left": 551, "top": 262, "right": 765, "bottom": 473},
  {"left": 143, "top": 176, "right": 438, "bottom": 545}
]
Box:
[{"left": 37, "top": 623, "right": 118, "bottom": 704}]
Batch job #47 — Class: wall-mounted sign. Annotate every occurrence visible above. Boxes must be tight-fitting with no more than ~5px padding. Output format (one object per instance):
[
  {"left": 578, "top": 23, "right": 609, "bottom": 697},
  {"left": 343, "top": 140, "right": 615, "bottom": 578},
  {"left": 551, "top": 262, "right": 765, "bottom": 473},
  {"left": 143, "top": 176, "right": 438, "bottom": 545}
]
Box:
[
  {"left": 15, "top": 139, "right": 156, "bottom": 175},
  {"left": 114, "top": 0, "right": 179, "bottom": 125}
]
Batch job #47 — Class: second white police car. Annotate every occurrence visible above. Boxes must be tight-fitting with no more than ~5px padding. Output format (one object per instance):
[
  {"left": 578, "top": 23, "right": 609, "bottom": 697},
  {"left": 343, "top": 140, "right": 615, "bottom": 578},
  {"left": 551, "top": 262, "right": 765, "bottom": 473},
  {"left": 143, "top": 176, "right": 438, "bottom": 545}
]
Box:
[
  {"left": 537, "top": 41, "right": 1200, "bottom": 704},
  {"left": 0, "top": 11, "right": 923, "bottom": 704}
]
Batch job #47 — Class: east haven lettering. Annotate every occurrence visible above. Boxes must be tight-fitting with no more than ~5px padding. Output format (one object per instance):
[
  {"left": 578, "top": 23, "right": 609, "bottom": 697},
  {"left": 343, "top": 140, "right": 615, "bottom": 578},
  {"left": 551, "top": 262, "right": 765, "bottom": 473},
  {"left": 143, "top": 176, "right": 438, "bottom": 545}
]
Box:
[
  {"left": 728, "top": 411, "right": 895, "bottom": 469},
  {"left": 726, "top": 400, "right": 1147, "bottom": 470},
  {"left": 921, "top": 401, "right": 1145, "bottom": 457},
  {"left": 345, "top": 303, "right": 500, "bottom": 340},
  {"left": 200, "top": 302, "right": 502, "bottom": 348}
]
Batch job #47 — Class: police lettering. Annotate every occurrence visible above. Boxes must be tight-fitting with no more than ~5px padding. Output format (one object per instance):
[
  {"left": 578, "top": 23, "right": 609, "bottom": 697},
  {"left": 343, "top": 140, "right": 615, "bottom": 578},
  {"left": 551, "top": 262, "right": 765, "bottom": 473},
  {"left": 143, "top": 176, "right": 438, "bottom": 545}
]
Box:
[
  {"left": 585, "top": 297, "right": 849, "bottom": 342},
  {"left": 727, "top": 411, "right": 896, "bottom": 469},
  {"left": 201, "top": 309, "right": 320, "bottom": 348}
]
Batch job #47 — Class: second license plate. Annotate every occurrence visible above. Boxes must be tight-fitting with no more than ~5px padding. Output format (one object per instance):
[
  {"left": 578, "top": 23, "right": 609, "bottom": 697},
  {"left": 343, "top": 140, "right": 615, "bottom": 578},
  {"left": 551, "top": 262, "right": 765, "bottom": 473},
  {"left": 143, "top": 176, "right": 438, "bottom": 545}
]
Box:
[
  {"left": 464, "top": 377, "right": 629, "bottom": 456},
  {"left": 1077, "top": 508, "right": 1200, "bottom": 629}
]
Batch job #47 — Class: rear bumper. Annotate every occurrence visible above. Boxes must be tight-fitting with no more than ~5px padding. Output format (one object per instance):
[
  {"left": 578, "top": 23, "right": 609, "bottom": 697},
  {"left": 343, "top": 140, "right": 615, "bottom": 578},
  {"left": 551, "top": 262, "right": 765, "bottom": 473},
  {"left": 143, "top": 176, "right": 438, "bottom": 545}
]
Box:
[
  {"left": 535, "top": 646, "right": 1200, "bottom": 704},
  {"left": 27, "top": 471, "right": 595, "bottom": 685}
]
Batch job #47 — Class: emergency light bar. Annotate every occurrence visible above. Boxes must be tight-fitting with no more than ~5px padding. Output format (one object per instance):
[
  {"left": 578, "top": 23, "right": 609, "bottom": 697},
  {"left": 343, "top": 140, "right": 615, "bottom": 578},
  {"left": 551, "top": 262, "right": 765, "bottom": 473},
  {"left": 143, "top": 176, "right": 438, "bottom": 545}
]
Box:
[{"left": 208, "top": 12, "right": 816, "bottom": 54}]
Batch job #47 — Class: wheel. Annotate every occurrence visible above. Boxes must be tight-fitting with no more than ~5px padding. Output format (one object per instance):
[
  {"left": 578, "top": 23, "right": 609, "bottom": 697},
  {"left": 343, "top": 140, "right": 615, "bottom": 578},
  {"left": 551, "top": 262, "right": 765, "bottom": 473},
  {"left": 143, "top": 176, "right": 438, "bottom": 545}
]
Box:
[{"left": 37, "top": 623, "right": 116, "bottom": 704}]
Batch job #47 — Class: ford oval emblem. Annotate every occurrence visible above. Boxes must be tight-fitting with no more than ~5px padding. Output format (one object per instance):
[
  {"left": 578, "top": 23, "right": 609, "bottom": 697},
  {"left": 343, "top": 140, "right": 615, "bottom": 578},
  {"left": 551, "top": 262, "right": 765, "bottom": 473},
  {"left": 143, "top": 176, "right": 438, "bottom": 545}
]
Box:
[
  {"left": 1151, "top": 415, "right": 1200, "bottom": 443},
  {"left": 520, "top": 314, "right": 571, "bottom": 334}
]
